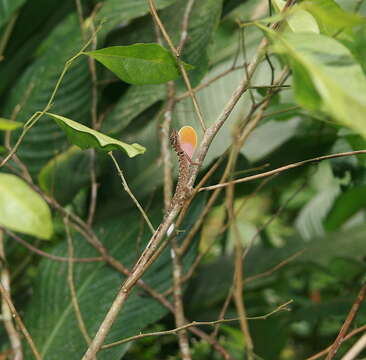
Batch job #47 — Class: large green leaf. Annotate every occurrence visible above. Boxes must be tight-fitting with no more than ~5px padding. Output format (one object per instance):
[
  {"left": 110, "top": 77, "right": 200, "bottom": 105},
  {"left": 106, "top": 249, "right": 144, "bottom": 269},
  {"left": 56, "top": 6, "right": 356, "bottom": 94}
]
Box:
[
  {"left": 0, "top": 0, "right": 26, "bottom": 27},
  {"left": 86, "top": 44, "right": 192, "bottom": 85},
  {"left": 0, "top": 173, "right": 53, "bottom": 239},
  {"left": 268, "top": 31, "right": 366, "bottom": 139},
  {"left": 301, "top": 0, "right": 366, "bottom": 36},
  {"left": 46, "top": 112, "right": 145, "bottom": 156},
  {"left": 24, "top": 199, "right": 204, "bottom": 359}
]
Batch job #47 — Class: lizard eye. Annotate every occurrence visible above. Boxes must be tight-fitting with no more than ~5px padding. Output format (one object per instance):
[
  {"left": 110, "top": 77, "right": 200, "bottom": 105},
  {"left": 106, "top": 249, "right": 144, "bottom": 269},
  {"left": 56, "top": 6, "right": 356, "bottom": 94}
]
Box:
[{"left": 178, "top": 126, "right": 197, "bottom": 160}]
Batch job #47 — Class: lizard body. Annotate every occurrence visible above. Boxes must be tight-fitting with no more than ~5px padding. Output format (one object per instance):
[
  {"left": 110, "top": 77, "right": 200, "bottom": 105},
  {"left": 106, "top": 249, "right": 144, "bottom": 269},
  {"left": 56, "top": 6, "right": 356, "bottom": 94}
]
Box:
[{"left": 169, "top": 129, "right": 192, "bottom": 208}]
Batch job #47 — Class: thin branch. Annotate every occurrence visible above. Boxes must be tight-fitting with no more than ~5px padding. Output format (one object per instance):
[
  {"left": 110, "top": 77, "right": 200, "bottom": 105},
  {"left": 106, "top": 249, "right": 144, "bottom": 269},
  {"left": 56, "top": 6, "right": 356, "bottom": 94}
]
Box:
[
  {"left": 175, "top": 64, "right": 246, "bottom": 102},
  {"left": 148, "top": 0, "right": 206, "bottom": 132},
  {"left": 102, "top": 300, "right": 292, "bottom": 349},
  {"left": 3, "top": 229, "right": 103, "bottom": 263},
  {"left": 161, "top": 82, "right": 175, "bottom": 211},
  {"left": 0, "top": 231, "right": 23, "bottom": 360},
  {"left": 342, "top": 332, "right": 366, "bottom": 360},
  {"left": 225, "top": 142, "right": 254, "bottom": 358},
  {"left": 244, "top": 250, "right": 305, "bottom": 284},
  {"left": 0, "top": 12, "right": 18, "bottom": 60},
  {"left": 108, "top": 151, "right": 155, "bottom": 233},
  {"left": 177, "top": 0, "right": 195, "bottom": 53},
  {"left": 200, "top": 150, "right": 366, "bottom": 191},
  {"left": 326, "top": 283, "right": 366, "bottom": 360},
  {"left": 0, "top": 281, "right": 41, "bottom": 360},
  {"left": 171, "top": 244, "right": 192, "bottom": 360},
  {"left": 75, "top": 0, "right": 100, "bottom": 226},
  {"left": 65, "top": 218, "right": 92, "bottom": 348},
  {"left": 306, "top": 325, "right": 366, "bottom": 360}
]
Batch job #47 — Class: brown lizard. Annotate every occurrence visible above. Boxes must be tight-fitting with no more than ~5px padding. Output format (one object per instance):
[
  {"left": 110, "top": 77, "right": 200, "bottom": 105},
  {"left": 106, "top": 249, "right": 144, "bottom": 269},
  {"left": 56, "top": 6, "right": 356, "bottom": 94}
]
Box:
[{"left": 169, "top": 129, "right": 197, "bottom": 208}]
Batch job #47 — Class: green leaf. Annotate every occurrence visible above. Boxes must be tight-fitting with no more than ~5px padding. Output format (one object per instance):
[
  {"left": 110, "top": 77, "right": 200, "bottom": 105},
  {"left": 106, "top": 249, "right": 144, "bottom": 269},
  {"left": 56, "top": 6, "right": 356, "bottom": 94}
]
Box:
[
  {"left": 0, "top": 117, "right": 22, "bottom": 131},
  {"left": 0, "top": 0, "right": 26, "bottom": 27},
  {"left": 267, "top": 31, "right": 366, "bottom": 139},
  {"left": 85, "top": 44, "right": 193, "bottom": 85},
  {"left": 46, "top": 112, "right": 145, "bottom": 157},
  {"left": 324, "top": 185, "right": 366, "bottom": 231},
  {"left": 301, "top": 0, "right": 366, "bottom": 36},
  {"left": 0, "top": 173, "right": 53, "bottom": 239}
]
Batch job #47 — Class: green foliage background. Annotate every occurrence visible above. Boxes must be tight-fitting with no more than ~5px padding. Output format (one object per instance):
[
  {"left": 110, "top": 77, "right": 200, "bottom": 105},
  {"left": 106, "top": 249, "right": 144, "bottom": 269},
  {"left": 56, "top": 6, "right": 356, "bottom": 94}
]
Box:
[{"left": 1, "top": 0, "right": 366, "bottom": 359}]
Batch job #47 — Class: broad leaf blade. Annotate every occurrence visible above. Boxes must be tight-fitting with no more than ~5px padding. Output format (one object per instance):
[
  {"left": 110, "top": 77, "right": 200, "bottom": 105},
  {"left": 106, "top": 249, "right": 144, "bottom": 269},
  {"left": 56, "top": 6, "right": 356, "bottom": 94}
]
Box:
[
  {"left": 302, "top": 0, "right": 366, "bottom": 36},
  {"left": 85, "top": 44, "right": 192, "bottom": 85},
  {"left": 46, "top": 112, "right": 145, "bottom": 157},
  {"left": 268, "top": 31, "right": 366, "bottom": 138},
  {"left": 0, "top": 173, "right": 53, "bottom": 239},
  {"left": 0, "top": 118, "right": 22, "bottom": 131}
]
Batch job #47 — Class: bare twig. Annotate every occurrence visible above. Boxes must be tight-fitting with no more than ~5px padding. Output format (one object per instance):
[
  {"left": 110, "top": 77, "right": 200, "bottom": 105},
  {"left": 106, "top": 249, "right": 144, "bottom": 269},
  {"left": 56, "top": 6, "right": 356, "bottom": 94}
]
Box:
[
  {"left": 3, "top": 229, "right": 103, "bottom": 263},
  {"left": 0, "top": 231, "right": 23, "bottom": 360},
  {"left": 0, "top": 281, "right": 41, "bottom": 360},
  {"left": 200, "top": 150, "right": 366, "bottom": 191},
  {"left": 102, "top": 300, "right": 292, "bottom": 349},
  {"left": 108, "top": 151, "right": 155, "bottom": 233},
  {"left": 0, "top": 12, "right": 18, "bottom": 60},
  {"left": 175, "top": 64, "right": 246, "bottom": 102},
  {"left": 342, "top": 332, "right": 366, "bottom": 360},
  {"left": 306, "top": 325, "right": 366, "bottom": 360},
  {"left": 244, "top": 250, "right": 305, "bottom": 284},
  {"left": 225, "top": 141, "right": 254, "bottom": 358},
  {"left": 171, "top": 244, "right": 191, "bottom": 360},
  {"left": 161, "top": 82, "right": 175, "bottom": 211},
  {"left": 64, "top": 218, "right": 92, "bottom": 348},
  {"left": 326, "top": 283, "right": 366, "bottom": 360},
  {"left": 177, "top": 0, "right": 195, "bottom": 53},
  {"left": 75, "top": 0, "right": 100, "bottom": 226},
  {"left": 148, "top": 0, "right": 206, "bottom": 132}
]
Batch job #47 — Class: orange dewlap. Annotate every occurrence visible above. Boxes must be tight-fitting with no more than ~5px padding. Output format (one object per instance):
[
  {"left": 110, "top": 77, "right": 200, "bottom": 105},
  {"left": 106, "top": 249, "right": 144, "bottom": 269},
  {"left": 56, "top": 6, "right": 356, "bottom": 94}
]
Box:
[{"left": 178, "top": 126, "right": 197, "bottom": 160}]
